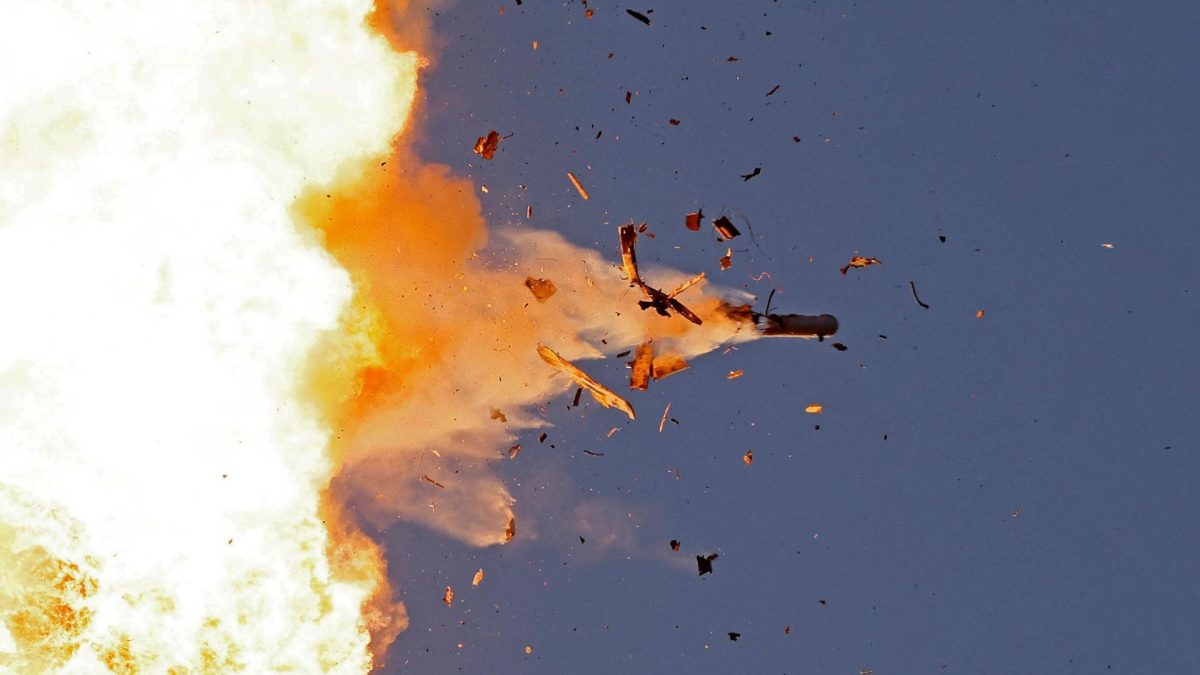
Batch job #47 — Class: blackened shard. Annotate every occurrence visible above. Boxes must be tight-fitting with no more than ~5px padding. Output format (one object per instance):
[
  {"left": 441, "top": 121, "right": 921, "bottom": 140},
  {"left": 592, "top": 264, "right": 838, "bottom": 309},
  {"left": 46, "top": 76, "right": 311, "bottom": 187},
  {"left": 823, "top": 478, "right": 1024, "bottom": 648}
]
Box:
[
  {"left": 697, "top": 552, "right": 719, "bottom": 576},
  {"left": 626, "top": 8, "right": 651, "bottom": 24},
  {"left": 832, "top": 342, "right": 848, "bottom": 351},
  {"left": 909, "top": 280, "right": 930, "bottom": 309},
  {"left": 766, "top": 84, "right": 781, "bottom": 96},
  {"left": 572, "top": 386, "right": 583, "bottom": 407},
  {"left": 712, "top": 216, "right": 741, "bottom": 239},
  {"left": 537, "top": 344, "right": 636, "bottom": 419},
  {"left": 728, "top": 632, "right": 741, "bottom": 641},
  {"left": 741, "top": 167, "right": 761, "bottom": 181},
  {"left": 669, "top": 539, "right": 681, "bottom": 551}
]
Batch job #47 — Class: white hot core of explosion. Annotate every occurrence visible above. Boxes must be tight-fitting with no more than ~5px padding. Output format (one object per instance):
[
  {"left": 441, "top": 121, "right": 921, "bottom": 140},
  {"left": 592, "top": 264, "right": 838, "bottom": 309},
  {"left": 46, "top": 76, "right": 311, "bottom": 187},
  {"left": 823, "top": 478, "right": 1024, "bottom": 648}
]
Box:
[{"left": 0, "top": 1, "right": 415, "bottom": 671}]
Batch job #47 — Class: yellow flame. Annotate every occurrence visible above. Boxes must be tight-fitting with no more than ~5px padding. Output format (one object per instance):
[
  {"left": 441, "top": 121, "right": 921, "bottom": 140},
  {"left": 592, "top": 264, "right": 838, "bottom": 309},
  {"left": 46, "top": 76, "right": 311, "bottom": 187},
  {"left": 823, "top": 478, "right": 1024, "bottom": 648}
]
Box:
[{"left": 0, "top": 0, "right": 415, "bottom": 670}]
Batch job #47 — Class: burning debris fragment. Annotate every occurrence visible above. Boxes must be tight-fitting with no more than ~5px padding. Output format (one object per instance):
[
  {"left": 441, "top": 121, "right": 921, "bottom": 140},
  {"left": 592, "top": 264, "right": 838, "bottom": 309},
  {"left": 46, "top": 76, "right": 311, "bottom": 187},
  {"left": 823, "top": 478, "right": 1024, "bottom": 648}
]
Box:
[
  {"left": 472, "top": 569, "right": 485, "bottom": 587},
  {"left": 684, "top": 210, "right": 703, "bottom": 231},
  {"left": 651, "top": 354, "right": 688, "bottom": 380},
  {"left": 719, "top": 248, "right": 733, "bottom": 270},
  {"left": 618, "top": 224, "right": 704, "bottom": 325},
  {"left": 504, "top": 516, "right": 517, "bottom": 543},
  {"left": 473, "top": 130, "right": 501, "bottom": 160},
  {"left": 567, "top": 171, "right": 590, "bottom": 200},
  {"left": 840, "top": 255, "right": 882, "bottom": 275},
  {"left": 629, "top": 343, "right": 654, "bottom": 391},
  {"left": 537, "top": 344, "right": 636, "bottom": 419},
  {"left": 711, "top": 216, "right": 741, "bottom": 240},
  {"left": 742, "top": 450, "right": 753, "bottom": 465},
  {"left": 697, "top": 553, "right": 719, "bottom": 576},
  {"left": 443, "top": 586, "right": 454, "bottom": 606},
  {"left": 524, "top": 276, "right": 557, "bottom": 302}
]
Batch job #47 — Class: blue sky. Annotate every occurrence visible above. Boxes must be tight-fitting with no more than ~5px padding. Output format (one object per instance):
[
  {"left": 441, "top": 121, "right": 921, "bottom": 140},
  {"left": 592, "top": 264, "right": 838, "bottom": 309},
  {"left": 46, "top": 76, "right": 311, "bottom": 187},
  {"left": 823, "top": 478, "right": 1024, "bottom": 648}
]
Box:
[{"left": 380, "top": 2, "right": 1200, "bottom": 672}]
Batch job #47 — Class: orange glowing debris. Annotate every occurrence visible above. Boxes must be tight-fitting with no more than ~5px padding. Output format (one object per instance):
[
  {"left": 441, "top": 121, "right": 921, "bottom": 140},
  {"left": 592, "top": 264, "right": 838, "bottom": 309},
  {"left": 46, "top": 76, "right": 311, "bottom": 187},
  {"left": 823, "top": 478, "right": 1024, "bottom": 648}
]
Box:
[
  {"left": 804, "top": 404, "right": 823, "bottom": 414},
  {"left": 650, "top": 354, "right": 689, "bottom": 380},
  {"left": 524, "top": 646, "right": 534, "bottom": 655},
  {"left": 524, "top": 276, "right": 557, "bottom": 302},
  {"left": 685, "top": 210, "right": 703, "bottom": 231},
  {"left": 727, "top": 370, "right": 744, "bottom": 380},
  {"left": 719, "top": 248, "right": 733, "bottom": 270},
  {"left": 667, "top": 271, "right": 705, "bottom": 299},
  {"left": 743, "top": 450, "right": 753, "bottom": 465},
  {"left": 976, "top": 309, "right": 985, "bottom": 318},
  {"left": 533, "top": 40, "right": 538, "bottom": 49},
  {"left": 443, "top": 586, "right": 454, "bottom": 606},
  {"left": 712, "top": 215, "right": 741, "bottom": 239},
  {"left": 536, "top": 344, "right": 635, "bottom": 419},
  {"left": 507, "top": 444, "right": 522, "bottom": 459},
  {"left": 473, "top": 130, "right": 501, "bottom": 160},
  {"left": 840, "top": 255, "right": 882, "bottom": 275},
  {"left": 629, "top": 342, "right": 653, "bottom": 391},
  {"left": 618, "top": 223, "right": 643, "bottom": 285},
  {"left": 422, "top": 474, "right": 446, "bottom": 489},
  {"left": 1102, "top": 242, "right": 1114, "bottom": 249},
  {"left": 472, "top": 568, "right": 485, "bottom": 587},
  {"left": 504, "top": 516, "right": 517, "bottom": 543},
  {"left": 658, "top": 401, "right": 672, "bottom": 433},
  {"left": 490, "top": 407, "right": 508, "bottom": 423},
  {"left": 567, "top": 171, "right": 590, "bottom": 200}
]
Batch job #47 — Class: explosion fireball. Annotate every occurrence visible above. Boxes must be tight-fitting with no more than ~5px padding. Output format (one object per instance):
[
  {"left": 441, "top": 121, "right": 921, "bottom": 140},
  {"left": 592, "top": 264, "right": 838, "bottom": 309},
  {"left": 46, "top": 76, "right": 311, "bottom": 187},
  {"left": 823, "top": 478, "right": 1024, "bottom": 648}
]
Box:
[{"left": 1, "top": 1, "right": 830, "bottom": 671}]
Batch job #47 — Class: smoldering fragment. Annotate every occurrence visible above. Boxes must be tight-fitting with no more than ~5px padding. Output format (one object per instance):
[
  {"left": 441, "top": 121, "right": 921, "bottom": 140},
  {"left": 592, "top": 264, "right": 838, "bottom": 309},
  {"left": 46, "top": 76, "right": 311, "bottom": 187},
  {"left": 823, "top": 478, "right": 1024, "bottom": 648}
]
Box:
[
  {"left": 629, "top": 342, "right": 653, "bottom": 391},
  {"left": 567, "top": 171, "right": 590, "bottom": 200},
  {"left": 650, "top": 354, "right": 688, "bottom": 380},
  {"left": 472, "top": 568, "right": 485, "bottom": 587},
  {"left": 443, "top": 586, "right": 454, "bottom": 606},
  {"left": 685, "top": 210, "right": 703, "bottom": 231},
  {"left": 507, "top": 444, "right": 522, "bottom": 459},
  {"left": 504, "top": 516, "right": 517, "bottom": 543},
  {"left": 536, "top": 344, "right": 636, "bottom": 419},
  {"left": 473, "top": 130, "right": 501, "bottom": 160},
  {"left": 670, "top": 539, "right": 681, "bottom": 551},
  {"left": 524, "top": 276, "right": 557, "bottom": 302},
  {"left": 840, "top": 256, "right": 882, "bottom": 275},
  {"left": 712, "top": 216, "right": 741, "bottom": 239}
]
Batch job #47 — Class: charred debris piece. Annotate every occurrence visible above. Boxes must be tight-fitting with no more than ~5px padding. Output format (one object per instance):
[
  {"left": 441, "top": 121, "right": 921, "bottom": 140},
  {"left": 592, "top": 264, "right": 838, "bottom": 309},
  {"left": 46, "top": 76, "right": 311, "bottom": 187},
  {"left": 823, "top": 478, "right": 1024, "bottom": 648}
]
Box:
[
  {"left": 626, "top": 8, "right": 651, "bottom": 24},
  {"left": 618, "top": 224, "right": 704, "bottom": 325},
  {"left": 840, "top": 255, "right": 882, "bottom": 275},
  {"left": 697, "top": 552, "right": 719, "bottom": 576},
  {"left": 711, "top": 215, "right": 740, "bottom": 240}
]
